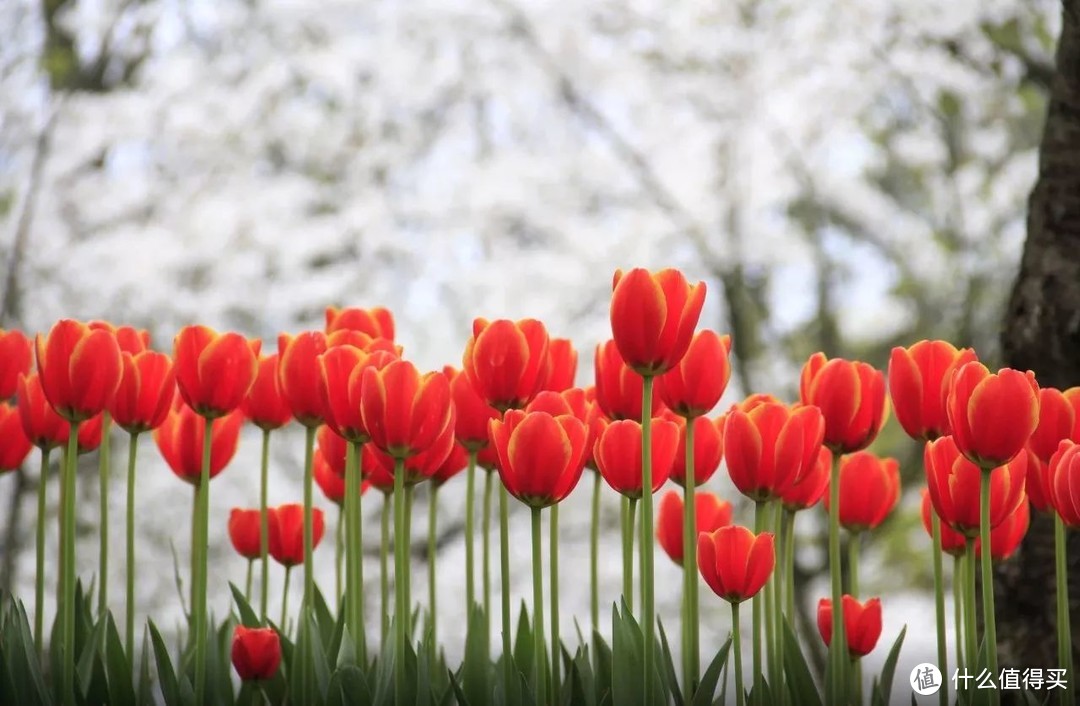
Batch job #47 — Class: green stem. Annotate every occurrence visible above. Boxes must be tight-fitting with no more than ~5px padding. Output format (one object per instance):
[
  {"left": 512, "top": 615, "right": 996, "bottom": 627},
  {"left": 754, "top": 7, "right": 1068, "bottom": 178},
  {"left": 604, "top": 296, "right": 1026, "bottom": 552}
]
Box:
[
  {"left": 500, "top": 483, "right": 512, "bottom": 692},
  {"left": 281, "top": 566, "right": 291, "bottom": 633},
  {"left": 773, "top": 502, "right": 785, "bottom": 706},
  {"left": 550, "top": 502, "right": 561, "bottom": 700},
  {"left": 259, "top": 429, "right": 270, "bottom": 622},
  {"left": 827, "top": 451, "right": 846, "bottom": 703},
  {"left": 752, "top": 501, "right": 766, "bottom": 699},
  {"left": 381, "top": 493, "right": 390, "bottom": 644},
  {"left": 125, "top": 434, "right": 139, "bottom": 657},
  {"left": 784, "top": 509, "right": 795, "bottom": 632},
  {"left": 531, "top": 507, "right": 547, "bottom": 705},
  {"left": 732, "top": 602, "right": 745, "bottom": 706},
  {"left": 683, "top": 418, "right": 698, "bottom": 693},
  {"left": 623, "top": 498, "right": 636, "bottom": 610},
  {"left": 98, "top": 412, "right": 111, "bottom": 619},
  {"left": 428, "top": 484, "right": 439, "bottom": 664},
  {"left": 34, "top": 448, "right": 50, "bottom": 656},
  {"left": 465, "top": 452, "right": 476, "bottom": 612},
  {"left": 193, "top": 417, "right": 214, "bottom": 706},
  {"left": 963, "top": 540, "right": 977, "bottom": 685},
  {"left": 640, "top": 375, "right": 656, "bottom": 701},
  {"left": 346, "top": 440, "right": 365, "bottom": 664},
  {"left": 590, "top": 470, "right": 601, "bottom": 633},
  {"left": 979, "top": 470, "right": 999, "bottom": 706},
  {"left": 246, "top": 560, "right": 254, "bottom": 605},
  {"left": 300, "top": 425, "right": 316, "bottom": 702},
  {"left": 405, "top": 485, "right": 414, "bottom": 626},
  {"left": 1055, "top": 513, "right": 1074, "bottom": 706},
  {"left": 848, "top": 534, "right": 861, "bottom": 703},
  {"left": 394, "top": 458, "right": 407, "bottom": 704},
  {"left": 931, "top": 512, "right": 950, "bottom": 706},
  {"left": 483, "top": 470, "right": 493, "bottom": 624},
  {"left": 335, "top": 506, "right": 343, "bottom": 612},
  {"left": 60, "top": 427, "right": 78, "bottom": 705},
  {"left": 953, "top": 554, "right": 963, "bottom": 672}
]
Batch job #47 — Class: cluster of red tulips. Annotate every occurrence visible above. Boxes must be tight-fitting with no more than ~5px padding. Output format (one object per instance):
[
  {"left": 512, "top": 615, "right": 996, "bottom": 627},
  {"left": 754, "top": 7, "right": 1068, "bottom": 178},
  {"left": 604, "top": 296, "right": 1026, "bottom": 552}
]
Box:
[{"left": 0, "top": 266, "right": 1076, "bottom": 706}]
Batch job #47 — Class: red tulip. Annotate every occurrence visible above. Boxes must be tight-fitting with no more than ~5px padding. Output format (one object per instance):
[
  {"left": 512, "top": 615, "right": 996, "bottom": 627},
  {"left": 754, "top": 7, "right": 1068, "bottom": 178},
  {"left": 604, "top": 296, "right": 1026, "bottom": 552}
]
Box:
[
  {"left": 446, "top": 365, "right": 500, "bottom": 451},
  {"left": 173, "top": 326, "right": 258, "bottom": 419},
  {"left": 780, "top": 447, "right": 831, "bottom": 512},
  {"left": 0, "top": 328, "right": 32, "bottom": 400},
  {"left": 594, "top": 340, "right": 665, "bottom": 421},
  {"left": 817, "top": 595, "right": 882, "bottom": 658},
  {"left": 656, "top": 490, "right": 733, "bottom": 565},
  {"left": 36, "top": 319, "right": 123, "bottom": 422},
  {"left": 724, "top": 401, "right": 824, "bottom": 502},
  {"left": 489, "top": 409, "right": 588, "bottom": 508},
  {"left": 242, "top": 353, "right": 292, "bottom": 431},
  {"left": 314, "top": 447, "right": 370, "bottom": 505},
  {"left": 16, "top": 373, "right": 68, "bottom": 451},
  {"left": 924, "top": 435, "right": 1027, "bottom": 537},
  {"left": 88, "top": 321, "right": 150, "bottom": 355},
  {"left": 154, "top": 397, "right": 243, "bottom": 485},
  {"left": 799, "top": 353, "right": 887, "bottom": 454},
  {"left": 463, "top": 318, "right": 549, "bottom": 411},
  {"left": 475, "top": 445, "right": 500, "bottom": 473},
  {"left": 888, "top": 340, "right": 977, "bottom": 441},
  {"left": 669, "top": 415, "right": 724, "bottom": 488},
  {"left": 325, "top": 305, "right": 395, "bottom": 340},
  {"left": 1025, "top": 449, "right": 1053, "bottom": 513},
  {"left": 823, "top": 451, "right": 901, "bottom": 532},
  {"left": 268, "top": 503, "right": 326, "bottom": 566},
  {"left": 609, "top": 268, "right": 706, "bottom": 376},
  {"left": 697, "top": 525, "right": 774, "bottom": 603},
  {"left": 228, "top": 508, "right": 263, "bottom": 560},
  {"left": 0, "top": 402, "right": 32, "bottom": 471},
  {"left": 1066, "top": 388, "right": 1080, "bottom": 440},
  {"left": 657, "top": 331, "right": 731, "bottom": 418},
  {"left": 920, "top": 490, "right": 966, "bottom": 557},
  {"left": 945, "top": 362, "right": 1039, "bottom": 469},
  {"left": 368, "top": 408, "right": 458, "bottom": 486},
  {"left": 109, "top": 351, "right": 175, "bottom": 434},
  {"left": 360, "top": 360, "right": 452, "bottom": 459},
  {"left": 74, "top": 413, "right": 105, "bottom": 455},
  {"left": 431, "top": 442, "right": 470, "bottom": 487},
  {"left": 363, "top": 444, "right": 398, "bottom": 494},
  {"left": 542, "top": 338, "right": 577, "bottom": 392},
  {"left": 526, "top": 389, "right": 601, "bottom": 456},
  {"left": 1049, "top": 440, "right": 1080, "bottom": 527},
  {"left": 593, "top": 418, "right": 679, "bottom": 499},
  {"left": 277, "top": 332, "right": 329, "bottom": 427},
  {"left": 319, "top": 346, "right": 397, "bottom": 444},
  {"left": 231, "top": 626, "right": 281, "bottom": 681},
  {"left": 974, "top": 500, "right": 1029, "bottom": 561},
  {"left": 1028, "top": 387, "right": 1075, "bottom": 464}
]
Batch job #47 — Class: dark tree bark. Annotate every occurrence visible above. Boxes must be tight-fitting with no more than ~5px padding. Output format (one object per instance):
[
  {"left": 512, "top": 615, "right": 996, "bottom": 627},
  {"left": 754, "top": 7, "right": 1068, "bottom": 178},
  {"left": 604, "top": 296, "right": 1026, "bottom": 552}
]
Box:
[{"left": 999, "top": 0, "right": 1080, "bottom": 675}]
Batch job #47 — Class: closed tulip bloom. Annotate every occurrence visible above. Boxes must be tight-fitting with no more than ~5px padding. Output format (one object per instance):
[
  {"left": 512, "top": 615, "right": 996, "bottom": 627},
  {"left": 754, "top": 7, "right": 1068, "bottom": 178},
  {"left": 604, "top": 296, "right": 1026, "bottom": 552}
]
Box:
[
  {"left": 543, "top": 338, "right": 577, "bottom": 392},
  {"left": 489, "top": 409, "right": 588, "bottom": 508},
  {"left": 231, "top": 626, "right": 282, "bottom": 681},
  {"left": 36, "top": 319, "right": 123, "bottom": 422},
  {"left": 823, "top": 451, "right": 901, "bottom": 532},
  {"left": 888, "top": 340, "right": 977, "bottom": 441},
  {"left": 431, "top": 442, "right": 470, "bottom": 487},
  {"left": 154, "top": 398, "right": 243, "bottom": 485},
  {"left": 817, "top": 596, "right": 882, "bottom": 658},
  {"left": 1028, "top": 388, "right": 1076, "bottom": 464},
  {"left": 1049, "top": 440, "right": 1080, "bottom": 527},
  {"left": 697, "top": 525, "right": 774, "bottom": 603},
  {"left": 88, "top": 321, "right": 150, "bottom": 355},
  {"left": 313, "top": 447, "right": 370, "bottom": 505},
  {"left": 242, "top": 353, "right": 292, "bottom": 431},
  {"left": 800, "top": 353, "right": 887, "bottom": 454},
  {"left": 609, "top": 268, "right": 706, "bottom": 376},
  {"left": 325, "top": 305, "right": 395, "bottom": 340},
  {"left": 463, "top": 318, "right": 549, "bottom": 411},
  {"left": 446, "top": 366, "right": 500, "bottom": 451},
  {"left": 361, "top": 360, "right": 452, "bottom": 459},
  {"left": 526, "top": 389, "right": 601, "bottom": 457},
  {"left": 228, "top": 508, "right": 263, "bottom": 560},
  {"left": 320, "top": 346, "right": 397, "bottom": 443},
  {"left": 369, "top": 408, "right": 458, "bottom": 486},
  {"left": 946, "top": 362, "right": 1039, "bottom": 469},
  {"left": 317, "top": 425, "right": 387, "bottom": 491},
  {"left": 669, "top": 415, "right": 724, "bottom": 488},
  {"left": 657, "top": 331, "right": 732, "bottom": 418},
  {"left": 173, "top": 326, "right": 258, "bottom": 419},
  {"left": 75, "top": 413, "right": 105, "bottom": 455},
  {"left": 724, "top": 402, "right": 824, "bottom": 502},
  {"left": 268, "top": 503, "right": 326, "bottom": 566},
  {"left": 1066, "top": 388, "right": 1080, "bottom": 439},
  {"left": 975, "top": 500, "right": 1030, "bottom": 561},
  {"left": 0, "top": 403, "right": 33, "bottom": 471},
  {"left": 924, "top": 435, "right": 1027, "bottom": 537},
  {"left": 780, "top": 447, "right": 832, "bottom": 512},
  {"left": 920, "top": 490, "right": 966, "bottom": 557},
  {"left": 277, "top": 332, "right": 330, "bottom": 427},
  {"left": 594, "top": 340, "right": 665, "bottom": 421},
  {"left": 1025, "top": 449, "right": 1053, "bottom": 513},
  {"left": 16, "top": 373, "right": 68, "bottom": 451},
  {"left": 109, "top": 351, "right": 176, "bottom": 434},
  {"left": 0, "top": 328, "right": 32, "bottom": 400},
  {"left": 594, "top": 418, "right": 679, "bottom": 499},
  {"left": 656, "top": 490, "right": 733, "bottom": 566}
]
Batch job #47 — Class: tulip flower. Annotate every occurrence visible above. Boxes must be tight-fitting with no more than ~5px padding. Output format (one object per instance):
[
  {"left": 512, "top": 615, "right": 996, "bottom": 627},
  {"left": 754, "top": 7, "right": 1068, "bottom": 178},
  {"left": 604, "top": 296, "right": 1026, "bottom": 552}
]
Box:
[
  {"left": 229, "top": 508, "right": 262, "bottom": 601},
  {"left": 920, "top": 491, "right": 966, "bottom": 557},
  {"left": 1028, "top": 388, "right": 1076, "bottom": 465},
  {"left": 109, "top": 351, "right": 175, "bottom": 434},
  {"left": 888, "top": 340, "right": 977, "bottom": 442},
  {"left": 320, "top": 346, "right": 398, "bottom": 445},
  {"left": 277, "top": 332, "right": 330, "bottom": 427},
  {"left": 823, "top": 452, "right": 901, "bottom": 534},
  {"left": 0, "top": 328, "right": 32, "bottom": 401},
  {"left": 656, "top": 490, "right": 733, "bottom": 565},
  {"left": 88, "top": 321, "right": 149, "bottom": 355},
  {"left": 594, "top": 418, "right": 679, "bottom": 500},
  {"left": 925, "top": 436, "right": 1027, "bottom": 538},
  {"left": 231, "top": 626, "right": 282, "bottom": 681},
  {"left": 1048, "top": 440, "right": 1080, "bottom": 679},
  {"left": 269, "top": 503, "right": 327, "bottom": 566},
  {"left": 780, "top": 447, "right": 831, "bottom": 512},
  {"left": 594, "top": 339, "right": 665, "bottom": 421},
  {"left": 817, "top": 595, "right": 882, "bottom": 658},
  {"left": 325, "top": 305, "right": 395, "bottom": 340},
  {"left": 724, "top": 402, "right": 824, "bottom": 502},
  {"left": 0, "top": 402, "right": 32, "bottom": 471},
  {"left": 243, "top": 353, "right": 293, "bottom": 432},
  {"left": 1025, "top": 449, "right": 1053, "bottom": 513},
  {"left": 542, "top": 337, "right": 577, "bottom": 392},
  {"left": 155, "top": 399, "right": 243, "bottom": 485},
  {"left": 448, "top": 365, "right": 500, "bottom": 451},
  {"left": 945, "top": 362, "right": 1039, "bottom": 470},
  {"left": 173, "top": 325, "right": 258, "bottom": 419},
  {"left": 657, "top": 330, "right": 731, "bottom": 418},
  {"left": 799, "top": 353, "right": 887, "bottom": 455},
  {"left": 463, "top": 318, "right": 549, "bottom": 411},
  {"left": 669, "top": 415, "right": 724, "bottom": 488},
  {"left": 609, "top": 267, "right": 706, "bottom": 377},
  {"left": 974, "top": 501, "right": 1029, "bottom": 562}
]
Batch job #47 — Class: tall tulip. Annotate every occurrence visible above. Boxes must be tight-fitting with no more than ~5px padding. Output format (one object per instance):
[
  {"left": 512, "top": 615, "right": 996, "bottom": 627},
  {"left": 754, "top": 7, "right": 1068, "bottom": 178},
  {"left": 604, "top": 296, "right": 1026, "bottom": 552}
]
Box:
[
  {"left": 463, "top": 318, "right": 549, "bottom": 412},
  {"left": 656, "top": 490, "right": 732, "bottom": 565},
  {"left": 269, "top": 503, "right": 327, "bottom": 630},
  {"left": 0, "top": 402, "right": 32, "bottom": 471},
  {"left": 594, "top": 339, "right": 665, "bottom": 422},
  {"left": 0, "top": 328, "right": 32, "bottom": 401}
]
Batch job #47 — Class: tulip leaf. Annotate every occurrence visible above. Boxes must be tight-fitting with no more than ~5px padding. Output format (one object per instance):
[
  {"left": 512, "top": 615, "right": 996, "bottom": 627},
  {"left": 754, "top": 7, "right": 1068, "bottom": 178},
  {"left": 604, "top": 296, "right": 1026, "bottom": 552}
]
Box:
[
  {"left": 877, "top": 625, "right": 906, "bottom": 705},
  {"left": 567, "top": 645, "right": 596, "bottom": 706},
  {"left": 656, "top": 618, "right": 683, "bottom": 706},
  {"left": 2, "top": 599, "right": 51, "bottom": 706},
  {"left": 447, "top": 668, "right": 470, "bottom": 706},
  {"left": 690, "top": 635, "right": 731, "bottom": 706},
  {"left": 312, "top": 586, "right": 336, "bottom": 652},
  {"left": 228, "top": 584, "right": 261, "bottom": 628},
  {"left": 462, "top": 604, "right": 491, "bottom": 706},
  {"left": 611, "top": 601, "right": 644, "bottom": 706},
  {"left": 592, "top": 626, "right": 612, "bottom": 705},
  {"left": 781, "top": 619, "right": 822, "bottom": 706},
  {"left": 75, "top": 617, "right": 106, "bottom": 700},
  {"left": 324, "top": 604, "right": 347, "bottom": 669},
  {"left": 148, "top": 621, "right": 181, "bottom": 706},
  {"left": 371, "top": 615, "right": 396, "bottom": 706},
  {"left": 138, "top": 631, "right": 155, "bottom": 706},
  {"left": 512, "top": 602, "right": 533, "bottom": 673},
  {"left": 326, "top": 665, "right": 371, "bottom": 706},
  {"left": 103, "top": 613, "right": 136, "bottom": 706}
]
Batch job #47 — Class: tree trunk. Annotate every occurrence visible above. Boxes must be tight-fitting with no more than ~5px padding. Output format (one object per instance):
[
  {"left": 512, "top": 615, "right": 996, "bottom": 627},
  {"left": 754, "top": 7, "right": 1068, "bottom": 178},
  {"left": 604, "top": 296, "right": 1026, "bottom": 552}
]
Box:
[{"left": 999, "top": 0, "right": 1080, "bottom": 674}]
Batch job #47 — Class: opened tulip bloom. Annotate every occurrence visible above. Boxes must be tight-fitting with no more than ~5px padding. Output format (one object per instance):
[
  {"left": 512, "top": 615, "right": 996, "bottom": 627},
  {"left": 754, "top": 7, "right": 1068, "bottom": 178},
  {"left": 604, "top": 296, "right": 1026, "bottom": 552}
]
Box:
[
  {"left": 657, "top": 330, "right": 731, "bottom": 418},
  {"left": 593, "top": 339, "right": 665, "bottom": 421},
  {"left": 824, "top": 451, "right": 901, "bottom": 533},
  {"left": 173, "top": 325, "right": 258, "bottom": 419},
  {"left": 325, "top": 305, "right": 395, "bottom": 340},
  {"left": 490, "top": 410, "right": 588, "bottom": 507},
  {"left": 817, "top": 595, "right": 883, "bottom": 658},
  {"left": 888, "top": 340, "right": 977, "bottom": 441},
  {"left": 231, "top": 626, "right": 282, "bottom": 681},
  {"left": 656, "top": 490, "right": 732, "bottom": 565},
  {"left": 463, "top": 318, "right": 549, "bottom": 411},
  {"left": 543, "top": 337, "right": 578, "bottom": 392},
  {"left": 36, "top": 319, "right": 123, "bottom": 422},
  {"left": 799, "top": 353, "right": 887, "bottom": 454},
  {"left": 724, "top": 401, "right": 824, "bottom": 501},
  {"left": 609, "top": 268, "right": 706, "bottom": 376},
  {"left": 0, "top": 328, "right": 32, "bottom": 400},
  {"left": 945, "top": 362, "right": 1039, "bottom": 470}
]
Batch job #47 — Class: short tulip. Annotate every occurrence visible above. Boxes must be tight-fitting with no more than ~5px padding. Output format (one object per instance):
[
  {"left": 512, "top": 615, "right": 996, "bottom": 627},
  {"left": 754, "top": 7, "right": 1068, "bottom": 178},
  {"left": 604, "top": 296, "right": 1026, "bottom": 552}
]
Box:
[
  {"left": 946, "top": 362, "right": 1039, "bottom": 469},
  {"left": 173, "top": 326, "right": 258, "bottom": 419},
  {"left": 0, "top": 328, "right": 32, "bottom": 401},
  {"left": 724, "top": 401, "right": 824, "bottom": 502},
  {"left": 800, "top": 353, "right": 887, "bottom": 454},
  {"left": 231, "top": 626, "right": 282, "bottom": 681},
  {"left": 609, "top": 268, "right": 706, "bottom": 376},
  {"left": 594, "top": 340, "right": 665, "bottom": 421},
  {"left": 669, "top": 415, "right": 724, "bottom": 488},
  {"left": 697, "top": 525, "right": 774, "bottom": 603},
  {"left": 463, "top": 318, "right": 549, "bottom": 411},
  {"left": 543, "top": 338, "right": 577, "bottom": 392},
  {"left": 74, "top": 413, "right": 105, "bottom": 455},
  {"left": 360, "top": 360, "right": 452, "bottom": 459},
  {"left": 594, "top": 418, "right": 679, "bottom": 499},
  {"left": 780, "top": 447, "right": 831, "bottom": 512},
  {"left": 1049, "top": 440, "right": 1080, "bottom": 527},
  {"left": 228, "top": 509, "right": 263, "bottom": 560},
  {"left": 16, "top": 373, "right": 68, "bottom": 451},
  {"left": 242, "top": 353, "right": 292, "bottom": 431},
  {"left": 325, "top": 305, "right": 395, "bottom": 340},
  {"left": 657, "top": 330, "right": 731, "bottom": 418},
  {"left": 656, "top": 490, "right": 732, "bottom": 565},
  {"left": 109, "top": 351, "right": 176, "bottom": 434},
  {"left": 888, "top": 340, "right": 977, "bottom": 441},
  {"left": 489, "top": 410, "right": 588, "bottom": 508},
  {"left": 36, "top": 319, "right": 123, "bottom": 422},
  {"left": 817, "top": 595, "right": 882, "bottom": 658},
  {"left": 1028, "top": 388, "right": 1076, "bottom": 464},
  {"left": 924, "top": 435, "right": 1027, "bottom": 538},
  {"left": 823, "top": 451, "right": 901, "bottom": 533},
  {"left": 0, "top": 402, "right": 32, "bottom": 471},
  {"left": 154, "top": 398, "right": 243, "bottom": 485},
  {"left": 268, "top": 503, "right": 326, "bottom": 566}
]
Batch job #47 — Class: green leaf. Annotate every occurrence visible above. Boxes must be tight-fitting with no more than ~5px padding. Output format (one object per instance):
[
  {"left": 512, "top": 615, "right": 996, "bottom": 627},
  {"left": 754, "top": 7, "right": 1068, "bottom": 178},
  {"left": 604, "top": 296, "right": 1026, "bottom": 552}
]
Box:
[
  {"left": 691, "top": 636, "right": 731, "bottom": 706},
  {"left": 138, "top": 631, "right": 155, "bottom": 706},
  {"left": 512, "top": 602, "right": 533, "bottom": 674},
  {"left": 76, "top": 617, "right": 107, "bottom": 701},
  {"left": 1, "top": 599, "right": 51, "bottom": 706},
  {"left": 229, "top": 584, "right": 262, "bottom": 628},
  {"left": 462, "top": 604, "right": 492, "bottom": 706},
  {"left": 611, "top": 601, "right": 645, "bottom": 706},
  {"left": 567, "top": 646, "right": 596, "bottom": 706},
  {"left": 312, "top": 586, "right": 336, "bottom": 652},
  {"left": 592, "top": 628, "right": 612, "bottom": 705},
  {"left": 326, "top": 665, "right": 372, "bottom": 706},
  {"left": 781, "top": 619, "right": 822, "bottom": 706},
  {"left": 878, "top": 626, "right": 906, "bottom": 705},
  {"left": 656, "top": 618, "right": 683, "bottom": 706},
  {"left": 148, "top": 621, "right": 181, "bottom": 706},
  {"left": 104, "top": 613, "right": 137, "bottom": 706}
]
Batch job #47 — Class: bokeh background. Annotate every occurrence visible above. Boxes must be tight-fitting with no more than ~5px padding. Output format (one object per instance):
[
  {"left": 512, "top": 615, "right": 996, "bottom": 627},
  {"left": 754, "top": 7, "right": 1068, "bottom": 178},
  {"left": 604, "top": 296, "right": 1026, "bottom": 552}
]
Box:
[{"left": 0, "top": 0, "right": 1062, "bottom": 697}]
